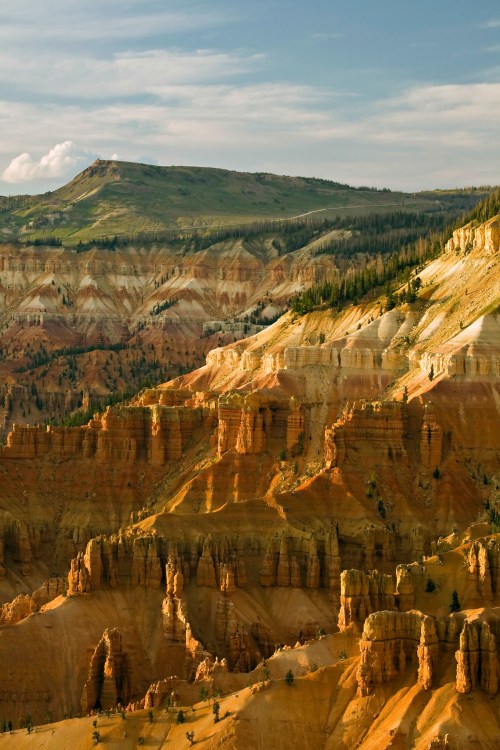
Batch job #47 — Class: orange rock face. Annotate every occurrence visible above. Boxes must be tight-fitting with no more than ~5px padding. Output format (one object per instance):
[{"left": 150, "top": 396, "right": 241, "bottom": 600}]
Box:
[
  {"left": 81, "top": 628, "right": 132, "bottom": 712},
  {"left": 455, "top": 618, "right": 499, "bottom": 696},
  {"left": 0, "top": 213, "right": 499, "bottom": 744},
  {"left": 357, "top": 610, "right": 439, "bottom": 696}
]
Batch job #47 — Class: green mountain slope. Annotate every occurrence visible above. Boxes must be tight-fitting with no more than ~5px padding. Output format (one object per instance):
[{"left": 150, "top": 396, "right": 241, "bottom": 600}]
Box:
[{"left": 0, "top": 160, "right": 488, "bottom": 244}]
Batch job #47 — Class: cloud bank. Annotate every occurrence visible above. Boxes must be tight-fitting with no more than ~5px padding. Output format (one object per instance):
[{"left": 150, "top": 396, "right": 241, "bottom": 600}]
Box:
[
  {"left": 2, "top": 141, "right": 96, "bottom": 184},
  {"left": 0, "top": 2, "right": 498, "bottom": 192}
]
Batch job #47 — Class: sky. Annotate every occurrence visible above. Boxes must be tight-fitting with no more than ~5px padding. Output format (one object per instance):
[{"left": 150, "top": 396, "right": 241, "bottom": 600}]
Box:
[{"left": 1, "top": 0, "right": 500, "bottom": 193}]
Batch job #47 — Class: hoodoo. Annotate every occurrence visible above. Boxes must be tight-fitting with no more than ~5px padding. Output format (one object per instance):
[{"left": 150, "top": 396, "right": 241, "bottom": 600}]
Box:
[{"left": 0, "top": 174, "right": 499, "bottom": 749}]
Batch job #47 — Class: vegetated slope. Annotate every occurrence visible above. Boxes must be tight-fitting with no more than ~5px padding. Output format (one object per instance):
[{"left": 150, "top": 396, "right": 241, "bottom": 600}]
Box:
[
  {"left": 0, "top": 200, "right": 498, "bottom": 748},
  {"left": 0, "top": 183, "right": 489, "bottom": 433},
  {"left": 0, "top": 159, "right": 487, "bottom": 243}
]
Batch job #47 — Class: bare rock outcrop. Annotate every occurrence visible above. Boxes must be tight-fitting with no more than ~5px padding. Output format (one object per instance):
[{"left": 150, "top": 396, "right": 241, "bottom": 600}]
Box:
[
  {"left": 144, "top": 677, "right": 181, "bottom": 709},
  {"left": 338, "top": 569, "right": 394, "bottom": 631},
  {"left": 324, "top": 527, "right": 341, "bottom": 592},
  {"left": 81, "top": 628, "right": 132, "bottom": 712},
  {"left": 215, "top": 594, "right": 252, "bottom": 672},
  {"left": 396, "top": 565, "right": 415, "bottom": 611},
  {"left": 276, "top": 536, "right": 291, "bottom": 587},
  {"left": 196, "top": 538, "right": 217, "bottom": 587},
  {"left": 2, "top": 402, "right": 209, "bottom": 465},
  {"left": 455, "top": 619, "right": 498, "bottom": 695},
  {"left": 195, "top": 656, "right": 228, "bottom": 682},
  {"left": 420, "top": 404, "right": 443, "bottom": 471},
  {"left": 131, "top": 537, "right": 163, "bottom": 588},
  {"left": 446, "top": 216, "right": 500, "bottom": 256},
  {"left": 217, "top": 392, "right": 303, "bottom": 456},
  {"left": 0, "top": 577, "right": 66, "bottom": 624},
  {"left": 467, "top": 540, "right": 496, "bottom": 600},
  {"left": 357, "top": 610, "right": 438, "bottom": 696},
  {"left": 260, "top": 540, "right": 277, "bottom": 587},
  {"left": 68, "top": 551, "right": 91, "bottom": 595},
  {"left": 325, "top": 400, "right": 408, "bottom": 469},
  {"left": 0, "top": 593, "right": 33, "bottom": 624},
  {"left": 417, "top": 615, "right": 439, "bottom": 691}
]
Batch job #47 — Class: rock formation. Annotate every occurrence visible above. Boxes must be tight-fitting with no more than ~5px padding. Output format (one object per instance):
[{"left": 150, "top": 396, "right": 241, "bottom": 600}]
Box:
[
  {"left": 0, "top": 577, "right": 66, "bottom": 624},
  {"left": 81, "top": 629, "right": 132, "bottom": 712},
  {"left": 0, "top": 206, "right": 498, "bottom": 744},
  {"left": 357, "top": 610, "right": 439, "bottom": 696},
  {"left": 467, "top": 540, "right": 495, "bottom": 600},
  {"left": 325, "top": 400, "right": 408, "bottom": 469},
  {"left": 455, "top": 618, "right": 498, "bottom": 695},
  {"left": 338, "top": 569, "right": 394, "bottom": 631},
  {"left": 3, "top": 402, "right": 209, "bottom": 465},
  {"left": 395, "top": 565, "right": 415, "bottom": 611},
  {"left": 217, "top": 392, "right": 303, "bottom": 457}
]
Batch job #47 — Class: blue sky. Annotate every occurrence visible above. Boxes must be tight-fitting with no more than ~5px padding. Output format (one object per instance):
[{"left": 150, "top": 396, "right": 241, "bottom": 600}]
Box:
[{"left": 1, "top": 0, "right": 500, "bottom": 193}]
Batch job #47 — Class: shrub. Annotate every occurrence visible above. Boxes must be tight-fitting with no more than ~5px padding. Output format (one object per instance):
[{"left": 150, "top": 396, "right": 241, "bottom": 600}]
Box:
[
  {"left": 296, "top": 432, "right": 304, "bottom": 455},
  {"left": 433, "top": 466, "right": 441, "bottom": 479},
  {"left": 425, "top": 579, "right": 436, "bottom": 593},
  {"left": 365, "top": 475, "right": 377, "bottom": 497},
  {"left": 284, "top": 669, "right": 294, "bottom": 685},
  {"left": 176, "top": 710, "right": 185, "bottom": 724}
]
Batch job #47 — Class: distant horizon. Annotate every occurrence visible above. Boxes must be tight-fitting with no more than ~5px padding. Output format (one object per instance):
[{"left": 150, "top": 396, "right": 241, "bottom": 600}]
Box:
[
  {"left": 2, "top": 157, "right": 497, "bottom": 199},
  {"left": 1, "top": 1, "right": 499, "bottom": 195}
]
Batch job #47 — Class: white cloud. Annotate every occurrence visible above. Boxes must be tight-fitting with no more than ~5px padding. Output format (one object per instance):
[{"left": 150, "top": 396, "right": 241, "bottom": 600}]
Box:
[
  {"left": 0, "top": 2, "right": 238, "bottom": 43},
  {"left": 2, "top": 141, "right": 96, "bottom": 183},
  {"left": 1, "top": 78, "right": 500, "bottom": 193},
  {"left": 0, "top": 48, "right": 265, "bottom": 100}
]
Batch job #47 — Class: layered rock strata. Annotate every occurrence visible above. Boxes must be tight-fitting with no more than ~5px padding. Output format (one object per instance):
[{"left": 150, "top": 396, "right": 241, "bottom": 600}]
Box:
[
  {"left": 357, "top": 611, "right": 439, "bottom": 696},
  {"left": 357, "top": 610, "right": 500, "bottom": 698},
  {"left": 0, "top": 578, "right": 65, "bottom": 624},
  {"left": 81, "top": 628, "right": 132, "bottom": 712},
  {"left": 3, "top": 403, "right": 212, "bottom": 464},
  {"left": 217, "top": 392, "right": 303, "bottom": 456},
  {"left": 338, "top": 569, "right": 395, "bottom": 631},
  {"left": 325, "top": 400, "right": 408, "bottom": 469},
  {"left": 467, "top": 539, "right": 500, "bottom": 600},
  {"left": 455, "top": 619, "right": 498, "bottom": 695}
]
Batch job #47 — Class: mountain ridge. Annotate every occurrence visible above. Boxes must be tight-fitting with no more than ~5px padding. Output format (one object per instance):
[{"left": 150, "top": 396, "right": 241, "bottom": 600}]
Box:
[{"left": 0, "top": 159, "right": 487, "bottom": 244}]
